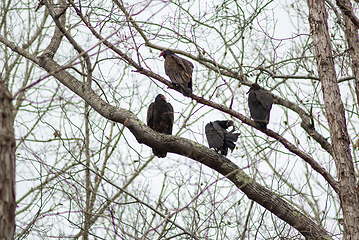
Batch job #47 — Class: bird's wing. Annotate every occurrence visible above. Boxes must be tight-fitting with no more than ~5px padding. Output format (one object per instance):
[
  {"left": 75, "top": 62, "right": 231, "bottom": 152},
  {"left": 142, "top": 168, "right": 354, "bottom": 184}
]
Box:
[
  {"left": 223, "top": 140, "right": 236, "bottom": 151},
  {"left": 166, "top": 103, "right": 174, "bottom": 135},
  {"left": 215, "top": 120, "right": 231, "bottom": 129},
  {"left": 147, "top": 103, "right": 154, "bottom": 127},
  {"left": 223, "top": 131, "right": 240, "bottom": 151},
  {"left": 173, "top": 55, "right": 194, "bottom": 75},
  {"left": 248, "top": 92, "right": 268, "bottom": 122},
  {"left": 225, "top": 132, "right": 241, "bottom": 143},
  {"left": 166, "top": 55, "right": 194, "bottom": 84},
  {"left": 164, "top": 56, "right": 187, "bottom": 85},
  {"left": 205, "top": 122, "right": 224, "bottom": 148},
  {"left": 212, "top": 121, "right": 225, "bottom": 139},
  {"left": 165, "top": 55, "right": 193, "bottom": 96},
  {"left": 257, "top": 90, "right": 273, "bottom": 110}
]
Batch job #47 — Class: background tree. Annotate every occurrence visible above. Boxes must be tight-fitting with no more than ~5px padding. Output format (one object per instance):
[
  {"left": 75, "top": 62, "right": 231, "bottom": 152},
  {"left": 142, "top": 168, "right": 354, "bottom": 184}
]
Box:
[
  {"left": 0, "top": 81, "right": 16, "bottom": 240},
  {"left": 0, "top": 0, "right": 358, "bottom": 239}
]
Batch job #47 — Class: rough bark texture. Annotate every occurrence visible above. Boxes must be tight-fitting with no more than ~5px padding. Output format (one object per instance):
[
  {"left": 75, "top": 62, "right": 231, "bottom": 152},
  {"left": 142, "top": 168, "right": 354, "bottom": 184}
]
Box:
[
  {"left": 36, "top": 55, "right": 333, "bottom": 239},
  {"left": 307, "top": 0, "right": 359, "bottom": 239},
  {"left": 0, "top": 3, "right": 338, "bottom": 236},
  {"left": 0, "top": 81, "right": 16, "bottom": 240},
  {"left": 336, "top": 0, "right": 359, "bottom": 106},
  {"left": 0, "top": 29, "right": 336, "bottom": 238}
]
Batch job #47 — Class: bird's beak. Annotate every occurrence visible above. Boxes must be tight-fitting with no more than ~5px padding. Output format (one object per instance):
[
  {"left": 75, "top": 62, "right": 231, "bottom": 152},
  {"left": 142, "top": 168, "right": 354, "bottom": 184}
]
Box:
[{"left": 159, "top": 51, "right": 163, "bottom": 57}]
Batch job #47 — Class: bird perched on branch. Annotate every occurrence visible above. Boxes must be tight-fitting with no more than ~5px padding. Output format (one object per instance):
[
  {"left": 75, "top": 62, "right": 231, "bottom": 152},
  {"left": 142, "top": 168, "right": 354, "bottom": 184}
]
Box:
[
  {"left": 247, "top": 84, "right": 273, "bottom": 129},
  {"left": 159, "top": 49, "right": 193, "bottom": 96},
  {"left": 147, "top": 94, "right": 174, "bottom": 158},
  {"left": 205, "top": 120, "right": 241, "bottom": 156}
]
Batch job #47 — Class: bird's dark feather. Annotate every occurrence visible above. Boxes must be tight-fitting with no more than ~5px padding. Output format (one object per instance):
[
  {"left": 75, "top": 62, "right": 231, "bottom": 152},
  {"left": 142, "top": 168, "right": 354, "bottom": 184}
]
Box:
[
  {"left": 147, "top": 94, "right": 174, "bottom": 158},
  {"left": 256, "top": 90, "right": 273, "bottom": 110},
  {"left": 225, "top": 132, "right": 241, "bottom": 143},
  {"left": 205, "top": 120, "right": 240, "bottom": 156},
  {"left": 161, "top": 50, "right": 193, "bottom": 96},
  {"left": 224, "top": 140, "right": 236, "bottom": 151},
  {"left": 205, "top": 123, "right": 224, "bottom": 148},
  {"left": 248, "top": 84, "right": 273, "bottom": 129},
  {"left": 172, "top": 54, "right": 194, "bottom": 75}
]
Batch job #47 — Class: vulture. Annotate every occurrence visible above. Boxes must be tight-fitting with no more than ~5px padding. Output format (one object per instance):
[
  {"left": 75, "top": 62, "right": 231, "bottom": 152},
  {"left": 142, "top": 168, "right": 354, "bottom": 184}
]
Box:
[
  {"left": 205, "top": 120, "right": 241, "bottom": 156},
  {"left": 159, "top": 49, "right": 193, "bottom": 96},
  {"left": 147, "top": 94, "right": 174, "bottom": 158},
  {"left": 247, "top": 84, "right": 273, "bottom": 129}
]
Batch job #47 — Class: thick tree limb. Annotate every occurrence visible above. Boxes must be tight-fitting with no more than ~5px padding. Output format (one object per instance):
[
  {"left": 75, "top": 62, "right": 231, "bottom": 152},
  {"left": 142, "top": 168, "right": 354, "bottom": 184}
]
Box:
[
  {"left": 112, "top": 0, "right": 335, "bottom": 156},
  {"left": 43, "top": 0, "right": 92, "bottom": 85},
  {"left": 0, "top": 10, "right": 336, "bottom": 238},
  {"left": 41, "top": 0, "right": 66, "bottom": 59},
  {"left": 0, "top": 27, "right": 339, "bottom": 193},
  {"left": 63, "top": 4, "right": 339, "bottom": 193},
  {"left": 36, "top": 54, "right": 333, "bottom": 239}
]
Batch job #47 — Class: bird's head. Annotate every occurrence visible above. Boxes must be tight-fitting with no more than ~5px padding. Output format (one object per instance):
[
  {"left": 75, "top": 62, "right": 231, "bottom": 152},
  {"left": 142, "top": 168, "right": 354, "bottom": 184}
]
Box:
[
  {"left": 246, "top": 83, "right": 262, "bottom": 94},
  {"left": 226, "top": 120, "right": 234, "bottom": 128},
  {"left": 156, "top": 94, "right": 166, "bottom": 102},
  {"left": 159, "top": 49, "right": 174, "bottom": 58},
  {"left": 226, "top": 120, "right": 239, "bottom": 133}
]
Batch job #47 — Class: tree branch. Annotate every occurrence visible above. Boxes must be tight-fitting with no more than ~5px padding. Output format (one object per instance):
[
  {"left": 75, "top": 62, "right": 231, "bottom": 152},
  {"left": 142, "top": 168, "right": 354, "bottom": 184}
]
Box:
[
  {"left": 113, "top": 0, "right": 335, "bottom": 157},
  {"left": 0, "top": 23, "right": 339, "bottom": 194},
  {"left": 43, "top": 0, "right": 92, "bottom": 85},
  {"left": 336, "top": 0, "right": 359, "bottom": 28},
  {"left": 37, "top": 54, "right": 333, "bottom": 239}
]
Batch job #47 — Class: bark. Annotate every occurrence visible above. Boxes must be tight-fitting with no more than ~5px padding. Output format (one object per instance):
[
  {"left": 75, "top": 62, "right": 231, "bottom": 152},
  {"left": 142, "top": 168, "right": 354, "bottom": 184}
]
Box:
[
  {"left": 36, "top": 55, "right": 333, "bottom": 239},
  {"left": 307, "top": 0, "right": 359, "bottom": 239},
  {"left": 0, "top": 81, "right": 16, "bottom": 240},
  {"left": 0, "top": 3, "right": 341, "bottom": 235},
  {"left": 40, "top": 3, "right": 343, "bottom": 191},
  {"left": 335, "top": 0, "right": 359, "bottom": 106},
  {"left": 42, "top": 0, "right": 66, "bottom": 59},
  {"left": 70, "top": 0, "right": 334, "bottom": 157},
  {"left": 0, "top": 30, "right": 337, "bottom": 238}
]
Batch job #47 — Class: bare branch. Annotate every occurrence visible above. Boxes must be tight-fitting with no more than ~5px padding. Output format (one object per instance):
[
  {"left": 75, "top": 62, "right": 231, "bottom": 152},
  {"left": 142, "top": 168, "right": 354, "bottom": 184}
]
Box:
[
  {"left": 37, "top": 53, "right": 333, "bottom": 239},
  {"left": 336, "top": 0, "right": 359, "bottom": 28},
  {"left": 43, "top": 0, "right": 93, "bottom": 85}
]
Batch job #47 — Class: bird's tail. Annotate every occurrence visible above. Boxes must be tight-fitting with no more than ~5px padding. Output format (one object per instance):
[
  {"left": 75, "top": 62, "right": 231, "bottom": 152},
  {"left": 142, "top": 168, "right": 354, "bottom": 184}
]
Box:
[
  {"left": 179, "top": 86, "right": 192, "bottom": 97},
  {"left": 225, "top": 133, "right": 241, "bottom": 142},
  {"left": 255, "top": 121, "right": 268, "bottom": 129},
  {"left": 224, "top": 141, "right": 236, "bottom": 151},
  {"left": 153, "top": 148, "right": 167, "bottom": 158}
]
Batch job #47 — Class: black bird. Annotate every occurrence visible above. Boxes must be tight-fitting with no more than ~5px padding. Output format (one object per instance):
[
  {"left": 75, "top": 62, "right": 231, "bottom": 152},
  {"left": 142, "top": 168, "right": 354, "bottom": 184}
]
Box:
[
  {"left": 159, "top": 49, "right": 193, "bottom": 96},
  {"left": 247, "top": 84, "right": 273, "bottom": 129},
  {"left": 147, "top": 94, "right": 174, "bottom": 158},
  {"left": 205, "top": 120, "right": 241, "bottom": 156}
]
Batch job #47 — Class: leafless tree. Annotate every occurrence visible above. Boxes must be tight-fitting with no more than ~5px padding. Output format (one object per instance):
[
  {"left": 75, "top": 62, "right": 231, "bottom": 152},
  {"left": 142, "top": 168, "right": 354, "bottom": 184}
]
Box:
[
  {"left": 0, "top": 81, "right": 16, "bottom": 240},
  {"left": 0, "top": 0, "right": 358, "bottom": 239}
]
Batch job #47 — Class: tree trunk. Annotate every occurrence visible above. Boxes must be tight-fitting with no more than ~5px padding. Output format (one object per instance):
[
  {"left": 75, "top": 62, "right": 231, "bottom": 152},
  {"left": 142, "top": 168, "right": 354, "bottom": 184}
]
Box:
[
  {"left": 307, "top": 0, "right": 359, "bottom": 239},
  {"left": 336, "top": 0, "right": 359, "bottom": 106},
  {"left": 0, "top": 81, "right": 16, "bottom": 240}
]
